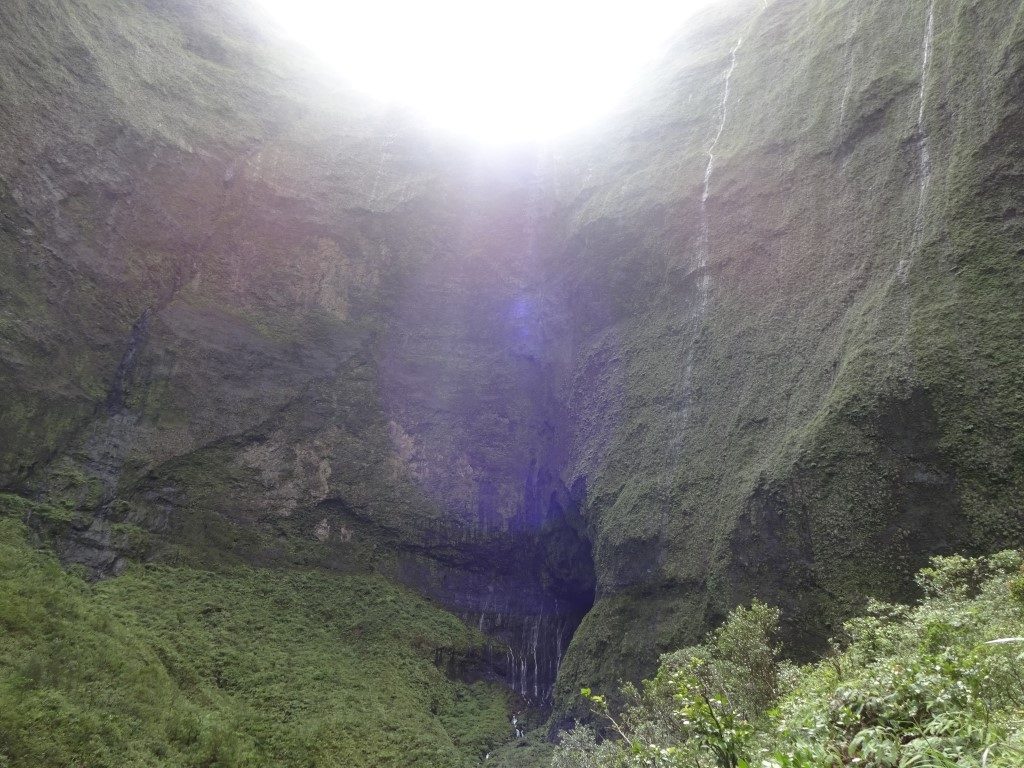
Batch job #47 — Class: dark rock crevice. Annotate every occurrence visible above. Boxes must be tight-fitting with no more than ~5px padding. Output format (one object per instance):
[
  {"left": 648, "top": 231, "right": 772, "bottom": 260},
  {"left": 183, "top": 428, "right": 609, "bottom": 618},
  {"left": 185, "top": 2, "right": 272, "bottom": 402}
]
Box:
[
  {"left": 104, "top": 308, "right": 152, "bottom": 414},
  {"left": 397, "top": 470, "right": 596, "bottom": 709}
]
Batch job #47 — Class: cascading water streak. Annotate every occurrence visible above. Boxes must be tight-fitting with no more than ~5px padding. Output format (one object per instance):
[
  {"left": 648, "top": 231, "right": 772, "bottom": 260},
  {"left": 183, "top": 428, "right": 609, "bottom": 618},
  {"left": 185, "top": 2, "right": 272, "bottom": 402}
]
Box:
[
  {"left": 697, "top": 36, "right": 742, "bottom": 303},
  {"left": 679, "top": 36, "right": 743, "bottom": 427},
  {"left": 898, "top": 0, "right": 936, "bottom": 281},
  {"left": 702, "top": 39, "right": 743, "bottom": 207},
  {"left": 835, "top": 11, "right": 862, "bottom": 142},
  {"left": 483, "top": 611, "right": 576, "bottom": 706},
  {"left": 531, "top": 618, "right": 540, "bottom": 700},
  {"left": 837, "top": 71, "right": 854, "bottom": 136}
]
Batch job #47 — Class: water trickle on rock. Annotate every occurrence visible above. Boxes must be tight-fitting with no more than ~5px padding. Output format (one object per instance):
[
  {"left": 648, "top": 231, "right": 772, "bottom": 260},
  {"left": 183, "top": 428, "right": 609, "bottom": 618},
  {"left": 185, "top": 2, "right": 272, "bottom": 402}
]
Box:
[
  {"left": 702, "top": 39, "right": 743, "bottom": 206},
  {"left": 835, "top": 11, "right": 863, "bottom": 144},
  {"left": 681, "top": 36, "right": 743, "bottom": 425},
  {"left": 898, "top": 0, "right": 936, "bottom": 281},
  {"left": 699, "top": 35, "right": 741, "bottom": 304},
  {"left": 497, "top": 612, "right": 575, "bottom": 706}
]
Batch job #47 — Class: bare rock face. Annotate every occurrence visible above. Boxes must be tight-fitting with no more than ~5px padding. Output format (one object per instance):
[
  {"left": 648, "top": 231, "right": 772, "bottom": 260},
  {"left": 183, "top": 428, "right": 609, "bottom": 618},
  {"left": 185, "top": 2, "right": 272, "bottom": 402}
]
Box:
[{"left": 2, "top": 0, "right": 1023, "bottom": 718}]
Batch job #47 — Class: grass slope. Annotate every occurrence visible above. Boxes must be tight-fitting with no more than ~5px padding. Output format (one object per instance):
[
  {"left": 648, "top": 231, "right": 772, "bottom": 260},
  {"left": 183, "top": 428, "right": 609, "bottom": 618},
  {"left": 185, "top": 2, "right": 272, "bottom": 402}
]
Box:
[{"left": 0, "top": 507, "right": 512, "bottom": 767}]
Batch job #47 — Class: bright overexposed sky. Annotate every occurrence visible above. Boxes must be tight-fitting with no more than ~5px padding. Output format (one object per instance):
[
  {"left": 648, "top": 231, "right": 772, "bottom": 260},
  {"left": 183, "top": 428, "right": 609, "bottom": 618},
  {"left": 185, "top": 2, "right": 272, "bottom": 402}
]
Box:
[{"left": 248, "top": 0, "right": 721, "bottom": 143}]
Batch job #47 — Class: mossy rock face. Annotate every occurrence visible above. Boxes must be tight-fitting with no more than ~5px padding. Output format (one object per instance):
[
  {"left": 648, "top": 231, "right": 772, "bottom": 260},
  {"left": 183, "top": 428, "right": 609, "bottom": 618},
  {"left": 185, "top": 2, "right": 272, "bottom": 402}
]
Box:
[
  {"left": 1, "top": 0, "right": 1023, "bottom": 738},
  {"left": 549, "top": 0, "right": 1024, "bottom": 716}
]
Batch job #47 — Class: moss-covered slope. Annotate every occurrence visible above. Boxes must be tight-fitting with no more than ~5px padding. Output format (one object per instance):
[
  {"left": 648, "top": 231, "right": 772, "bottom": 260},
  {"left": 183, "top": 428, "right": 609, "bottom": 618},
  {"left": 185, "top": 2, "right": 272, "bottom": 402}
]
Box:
[{"left": 0, "top": 503, "right": 511, "bottom": 767}]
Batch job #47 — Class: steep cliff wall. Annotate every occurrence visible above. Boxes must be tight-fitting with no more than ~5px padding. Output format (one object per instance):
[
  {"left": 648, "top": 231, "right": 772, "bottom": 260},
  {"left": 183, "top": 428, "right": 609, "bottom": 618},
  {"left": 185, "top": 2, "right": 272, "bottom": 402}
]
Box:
[
  {"left": 0, "top": 0, "right": 593, "bottom": 708},
  {"left": 550, "top": 0, "right": 1024, "bottom": 714},
  {"left": 1, "top": 0, "right": 1022, "bottom": 728}
]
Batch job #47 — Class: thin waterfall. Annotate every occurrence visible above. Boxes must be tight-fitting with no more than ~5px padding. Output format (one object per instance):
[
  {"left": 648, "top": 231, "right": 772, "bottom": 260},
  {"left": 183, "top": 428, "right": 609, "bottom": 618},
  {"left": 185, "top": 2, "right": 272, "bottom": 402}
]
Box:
[
  {"left": 531, "top": 617, "right": 540, "bottom": 700},
  {"left": 698, "top": 36, "right": 743, "bottom": 305},
  {"left": 836, "top": 11, "right": 863, "bottom": 143},
  {"left": 702, "top": 38, "right": 744, "bottom": 203},
  {"left": 470, "top": 606, "right": 579, "bottom": 706},
  {"left": 838, "top": 73, "right": 854, "bottom": 132},
  {"left": 680, "top": 36, "right": 743, "bottom": 425},
  {"left": 898, "top": 0, "right": 936, "bottom": 281}
]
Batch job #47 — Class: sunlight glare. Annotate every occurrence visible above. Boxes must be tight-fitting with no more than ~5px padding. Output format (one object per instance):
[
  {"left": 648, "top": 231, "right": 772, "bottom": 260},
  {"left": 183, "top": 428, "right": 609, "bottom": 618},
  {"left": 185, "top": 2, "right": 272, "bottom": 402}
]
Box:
[{"left": 249, "top": 0, "right": 720, "bottom": 142}]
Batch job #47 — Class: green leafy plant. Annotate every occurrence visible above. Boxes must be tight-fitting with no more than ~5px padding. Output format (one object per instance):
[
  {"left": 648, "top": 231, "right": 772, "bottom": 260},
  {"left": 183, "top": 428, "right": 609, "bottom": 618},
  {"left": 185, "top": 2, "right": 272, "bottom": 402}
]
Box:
[{"left": 557, "top": 553, "right": 1024, "bottom": 768}]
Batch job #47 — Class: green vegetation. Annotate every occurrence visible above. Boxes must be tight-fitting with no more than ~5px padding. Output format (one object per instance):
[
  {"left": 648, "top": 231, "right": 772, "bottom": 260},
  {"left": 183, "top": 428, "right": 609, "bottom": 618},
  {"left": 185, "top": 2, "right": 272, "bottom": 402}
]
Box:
[
  {"left": 0, "top": 516, "right": 512, "bottom": 767},
  {"left": 485, "top": 729, "right": 557, "bottom": 767},
  {"left": 556, "top": 551, "right": 1024, "bottom": 767}
]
